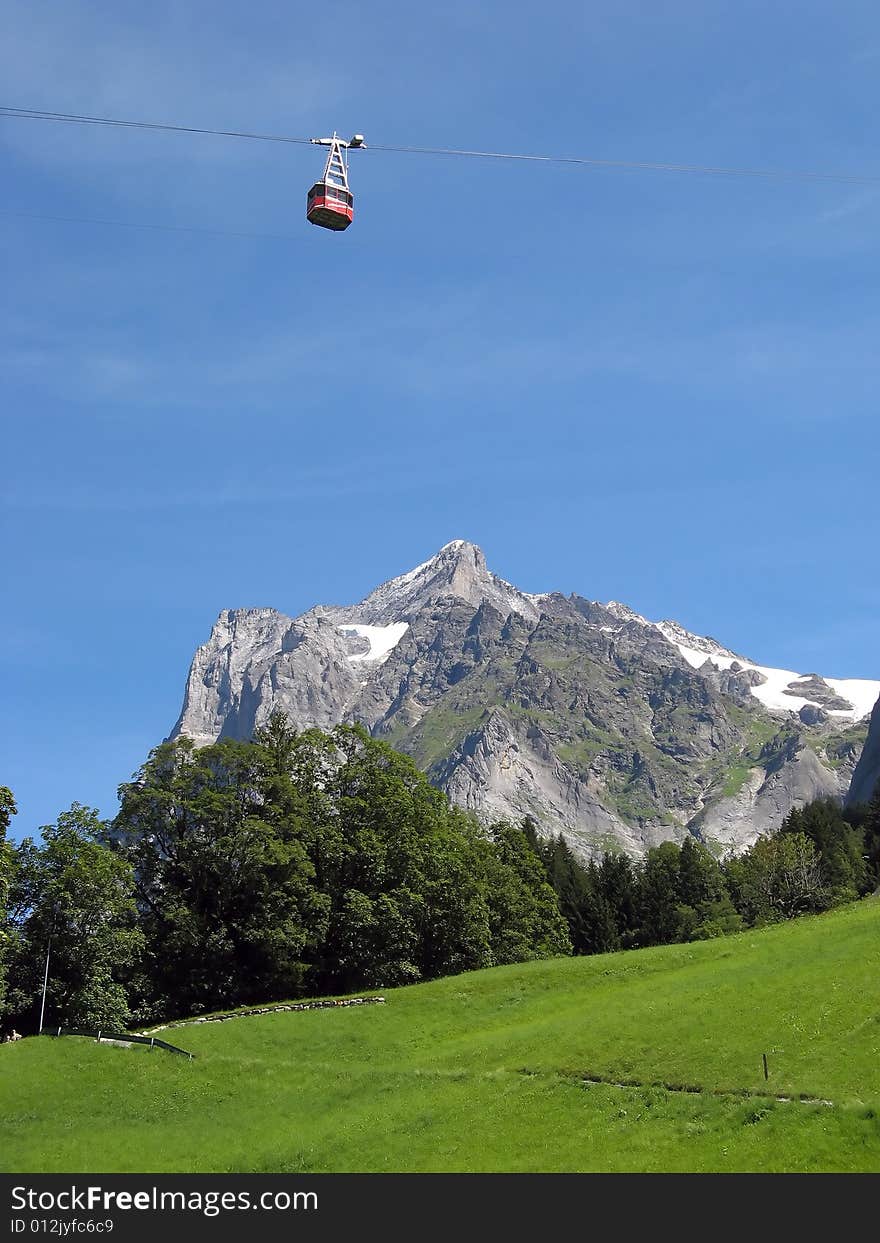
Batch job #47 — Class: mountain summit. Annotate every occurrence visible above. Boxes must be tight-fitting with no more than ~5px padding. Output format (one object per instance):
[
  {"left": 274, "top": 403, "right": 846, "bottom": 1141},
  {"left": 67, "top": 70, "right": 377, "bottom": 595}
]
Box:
[
  {"left": 170, "top": 542, "right": 879, "bottom": 857},
  {"left": 332, "top": 540, "right": 543, "bottom": 626}
]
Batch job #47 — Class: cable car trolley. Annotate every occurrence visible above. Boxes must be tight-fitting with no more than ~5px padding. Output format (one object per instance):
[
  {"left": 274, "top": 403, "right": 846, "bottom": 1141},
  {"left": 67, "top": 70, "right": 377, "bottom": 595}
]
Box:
[{"left": 307, "top": 132, "right": 364, "bottom": 231}]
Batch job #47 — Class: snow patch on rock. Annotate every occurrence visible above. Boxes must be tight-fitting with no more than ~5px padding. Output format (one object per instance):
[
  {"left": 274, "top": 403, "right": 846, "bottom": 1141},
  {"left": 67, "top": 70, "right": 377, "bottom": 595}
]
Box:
[
  {"left": 338, "top": 622, "right": 409, "bottom": 664},
  {"left": 665, "top": 637, "right": 880, "bottom": 722},
  {"left": 821, "top": 677, "right": 880, "bottom": 722}
]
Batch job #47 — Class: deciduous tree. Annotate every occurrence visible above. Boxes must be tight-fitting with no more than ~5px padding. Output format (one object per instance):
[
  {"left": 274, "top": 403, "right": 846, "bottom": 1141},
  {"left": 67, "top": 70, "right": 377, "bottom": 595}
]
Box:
[{"left": 6, "top": 805, "right": 142, "bottom": 1031}]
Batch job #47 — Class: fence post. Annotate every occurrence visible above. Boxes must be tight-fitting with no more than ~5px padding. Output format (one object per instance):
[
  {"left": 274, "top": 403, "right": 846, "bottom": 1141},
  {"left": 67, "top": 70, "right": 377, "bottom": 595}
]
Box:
[
  {"left": 150, "top": 1038, "right": 155, "bottom": 1051},
  {"left": 96, "top": 1031, "right": 101, "bottom": 1044},
  {"left": 56, "top": 1026, "right": 61, "bottom": 1038},
  {"left": 762, "top": 1052, "right": 769, "bottom": 1080}
]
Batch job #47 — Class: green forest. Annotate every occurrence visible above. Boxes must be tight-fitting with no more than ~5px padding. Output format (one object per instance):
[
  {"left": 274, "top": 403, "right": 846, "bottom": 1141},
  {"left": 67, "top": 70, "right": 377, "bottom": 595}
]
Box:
[{"left": 1, "top": 712, "right": 878, "bottom": 1034}]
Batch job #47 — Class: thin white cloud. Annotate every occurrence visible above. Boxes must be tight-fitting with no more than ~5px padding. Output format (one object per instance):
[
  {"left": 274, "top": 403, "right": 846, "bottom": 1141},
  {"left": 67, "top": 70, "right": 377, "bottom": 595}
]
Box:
[{"left": 815, "top": 189, "right": 880, "bottom": 224}]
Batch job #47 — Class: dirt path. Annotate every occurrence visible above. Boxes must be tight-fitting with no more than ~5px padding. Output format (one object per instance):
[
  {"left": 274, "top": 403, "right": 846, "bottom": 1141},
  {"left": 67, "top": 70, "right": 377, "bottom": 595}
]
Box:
[{"left": 552, "top": 1068, "right": 834, "bottom": 1107}]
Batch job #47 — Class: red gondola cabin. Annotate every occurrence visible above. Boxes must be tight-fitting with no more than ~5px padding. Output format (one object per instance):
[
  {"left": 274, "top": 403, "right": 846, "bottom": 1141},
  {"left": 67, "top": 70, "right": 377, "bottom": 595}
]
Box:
[
  {"left": 306, "top": 181, "right": 354, "bottom": 231},
  {"left": 306, "top": 134, "right": 359, "bottom": 231}
]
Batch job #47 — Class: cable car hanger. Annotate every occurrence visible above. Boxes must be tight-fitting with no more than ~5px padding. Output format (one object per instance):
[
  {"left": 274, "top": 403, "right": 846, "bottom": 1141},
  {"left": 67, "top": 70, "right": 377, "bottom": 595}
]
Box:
[{"left": 306, "top": 132, "right": 365, "bottom": 232}]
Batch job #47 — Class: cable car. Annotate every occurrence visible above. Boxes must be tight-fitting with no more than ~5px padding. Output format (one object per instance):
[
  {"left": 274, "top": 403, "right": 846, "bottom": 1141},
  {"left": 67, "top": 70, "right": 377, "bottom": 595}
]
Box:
[{"left": 307, "top": 133, "right": 364, "bottom": 231}]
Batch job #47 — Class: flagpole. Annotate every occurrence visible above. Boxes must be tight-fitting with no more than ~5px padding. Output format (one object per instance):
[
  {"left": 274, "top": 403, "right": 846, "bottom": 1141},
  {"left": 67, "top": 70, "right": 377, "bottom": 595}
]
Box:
[{"left": 38, "top": 936, "right": 51, "bottom": 1034}]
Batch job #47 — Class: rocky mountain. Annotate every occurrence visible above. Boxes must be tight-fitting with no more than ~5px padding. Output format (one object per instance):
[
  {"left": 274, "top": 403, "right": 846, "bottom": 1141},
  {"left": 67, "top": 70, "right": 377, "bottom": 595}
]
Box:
[
  {"left": 170, "top": 540, "right": 879, "bottom": 858},
  {"left": 848, "top": 696, "right": 880, "bottom": 805}
]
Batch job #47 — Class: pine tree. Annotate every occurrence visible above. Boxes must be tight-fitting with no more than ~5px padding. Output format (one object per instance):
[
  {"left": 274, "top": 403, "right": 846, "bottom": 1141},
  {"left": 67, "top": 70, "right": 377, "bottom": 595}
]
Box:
[
  {"left": 484, "top": 822, "right": 572, "bottom": 964},
  {"left": 637, "top": 842, "right": 683, "bottom": 945},
  {"left": 779, "top": 798, "right": 867, "bottom": 900},
  {"left": 598, "top": 852, "right": 639, "bottom": 944}
]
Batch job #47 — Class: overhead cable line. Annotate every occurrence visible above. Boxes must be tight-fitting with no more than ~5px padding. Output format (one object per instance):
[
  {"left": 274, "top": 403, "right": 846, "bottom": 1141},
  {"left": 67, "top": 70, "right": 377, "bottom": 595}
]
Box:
[
  {"left": 0, "top": 106, "right": 314, "bottom": 147},
  {"left": 3, "top": 105, "right": 880, "bottom": 188},
  {"left": 370, "top": 144, "right": 880, "bottom": 186}
]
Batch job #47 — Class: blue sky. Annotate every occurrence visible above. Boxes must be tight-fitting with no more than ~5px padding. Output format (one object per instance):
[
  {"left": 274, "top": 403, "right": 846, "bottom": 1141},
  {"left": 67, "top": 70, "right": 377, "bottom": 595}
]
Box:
[{"left": 3, "top": 0, "right": 879, "bottom": 841}]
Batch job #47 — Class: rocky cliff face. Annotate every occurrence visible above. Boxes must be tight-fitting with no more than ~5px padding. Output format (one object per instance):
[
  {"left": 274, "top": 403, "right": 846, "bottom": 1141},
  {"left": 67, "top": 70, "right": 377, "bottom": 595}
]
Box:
[
  {"left": 848, "top": 697, "right": 880, "bottom": 805},
  {"left": 170, "top": 541, "right": 877, "bottom": 858}
]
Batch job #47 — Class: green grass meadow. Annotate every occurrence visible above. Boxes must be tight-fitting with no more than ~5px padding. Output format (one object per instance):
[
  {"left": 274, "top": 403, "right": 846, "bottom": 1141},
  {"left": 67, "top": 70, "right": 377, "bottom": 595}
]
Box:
[{"left": 3, "top": 899, "right": 879, "bottom": 1172}]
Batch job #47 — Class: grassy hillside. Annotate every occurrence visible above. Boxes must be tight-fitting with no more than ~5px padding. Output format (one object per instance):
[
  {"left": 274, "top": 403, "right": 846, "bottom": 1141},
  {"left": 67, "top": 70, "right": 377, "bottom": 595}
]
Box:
[{"left": 3, "top": 899, "right": 880, "bottom": 1173}]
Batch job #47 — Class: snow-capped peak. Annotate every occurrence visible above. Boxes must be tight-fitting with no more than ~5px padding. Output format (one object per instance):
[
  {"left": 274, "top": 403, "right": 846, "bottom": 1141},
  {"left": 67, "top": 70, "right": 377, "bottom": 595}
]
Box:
[
  {"left": 350, "top": 540, "right": 543, "bottom": 625},
  {"left": 605, "top": 601, "right": 651, "bottom": 625}
]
